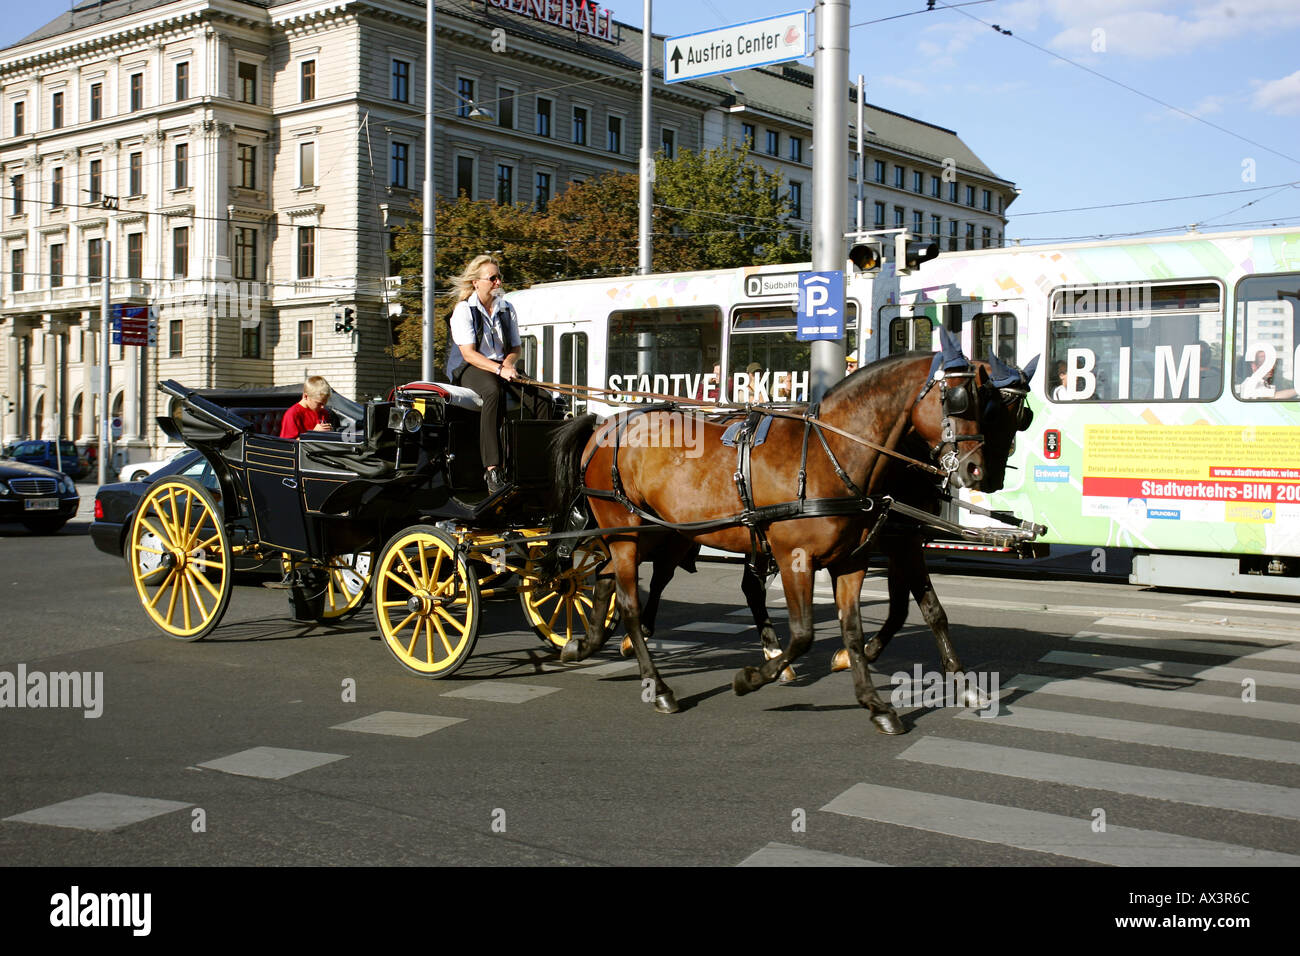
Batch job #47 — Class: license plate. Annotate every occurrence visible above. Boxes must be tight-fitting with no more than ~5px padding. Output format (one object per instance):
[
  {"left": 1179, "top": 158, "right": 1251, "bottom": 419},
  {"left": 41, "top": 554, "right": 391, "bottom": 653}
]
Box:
[{"left": 24, "top": 499, "right": 59, "bottom": 511}]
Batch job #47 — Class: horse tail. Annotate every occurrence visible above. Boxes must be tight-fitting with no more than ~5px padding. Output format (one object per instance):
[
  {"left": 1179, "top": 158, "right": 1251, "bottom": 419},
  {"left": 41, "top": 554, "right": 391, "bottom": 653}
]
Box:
[{"left": 549, "top": 413, "right": 600, "bottom": 513}]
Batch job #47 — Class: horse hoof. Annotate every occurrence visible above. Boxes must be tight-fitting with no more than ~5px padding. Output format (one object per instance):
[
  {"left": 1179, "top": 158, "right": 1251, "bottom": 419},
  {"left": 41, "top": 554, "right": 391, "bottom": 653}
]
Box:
[
  {"left": 732, "top": 666, "right": 762, "bottom": 696},
  {"left": 654, "top": 692, "right": 679, "bottom": 714},
  {"left": 959, "top": 688, "right": 989, "bottom": 711},
  {"left": 830, "top": 648, "right": 850, "bottom": 673},
  {"left": 778, "top": 666, "right": 797, "bottom": 684},
  {"left": 560, "top": 639, "right": 584, "bottom": 663},
  {"left": 871, "top": 712, "right": 906, "bottom": 735},
  {"left": 619, "top": 636, "right": 634, "bottom": 658}
]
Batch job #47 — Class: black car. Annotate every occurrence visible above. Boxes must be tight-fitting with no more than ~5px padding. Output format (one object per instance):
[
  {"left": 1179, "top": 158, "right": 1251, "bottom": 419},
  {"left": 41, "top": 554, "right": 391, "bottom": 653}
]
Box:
[{"left": 0, "top": 460, "right": 81, "bottom": 534}]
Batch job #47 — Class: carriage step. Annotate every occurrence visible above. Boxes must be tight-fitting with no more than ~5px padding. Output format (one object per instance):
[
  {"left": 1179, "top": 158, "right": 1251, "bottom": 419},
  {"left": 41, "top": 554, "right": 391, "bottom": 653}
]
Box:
[{"left": 262, "top": 579, "right": 294, "bottom": 590}]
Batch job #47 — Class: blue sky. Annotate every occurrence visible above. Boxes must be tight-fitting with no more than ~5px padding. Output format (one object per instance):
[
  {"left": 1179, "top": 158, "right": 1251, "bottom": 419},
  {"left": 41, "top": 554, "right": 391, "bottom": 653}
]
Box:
[{"left": 4, "top": 1, "right": 1298, "bottom": 245}]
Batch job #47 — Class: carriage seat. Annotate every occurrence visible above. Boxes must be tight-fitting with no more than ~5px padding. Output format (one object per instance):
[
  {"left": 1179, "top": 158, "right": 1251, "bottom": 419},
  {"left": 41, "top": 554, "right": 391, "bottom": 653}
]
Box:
[{"left": 440, "top": 382, "right": 484, "bottom": 410}]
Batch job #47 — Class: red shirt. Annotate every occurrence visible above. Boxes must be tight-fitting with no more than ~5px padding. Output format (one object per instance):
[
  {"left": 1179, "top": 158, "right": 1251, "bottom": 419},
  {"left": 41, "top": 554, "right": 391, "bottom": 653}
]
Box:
[{"left": 279, "top": 402, "right": 330, "bottom": 438}]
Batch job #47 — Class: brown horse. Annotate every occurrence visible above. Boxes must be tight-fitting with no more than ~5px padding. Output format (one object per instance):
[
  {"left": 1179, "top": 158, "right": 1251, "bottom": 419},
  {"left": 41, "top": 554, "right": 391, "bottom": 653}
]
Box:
[
  {"left": 549, "top": 341, "right": 992, "bottom": 734},
  {"left": 634, "top": 350, "right": 1038, "bottom": 702}
]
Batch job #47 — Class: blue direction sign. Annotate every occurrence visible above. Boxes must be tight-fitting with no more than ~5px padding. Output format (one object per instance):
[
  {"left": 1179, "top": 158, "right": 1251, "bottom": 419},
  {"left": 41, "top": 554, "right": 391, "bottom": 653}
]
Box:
[
  {"left": 796, "top": 272, "right": 844, "bottom": 341},
  {"left": 111, "top": 304, "right": 157, "bottom": 347},
  {"left": 664, "top": 11, "right": 809, "bottom": 84}
]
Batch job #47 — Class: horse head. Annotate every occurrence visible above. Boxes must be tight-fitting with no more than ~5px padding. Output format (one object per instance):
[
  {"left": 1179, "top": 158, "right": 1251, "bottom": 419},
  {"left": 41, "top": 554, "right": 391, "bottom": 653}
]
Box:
[
  {"left": 911, "top": 327, "right": 988, "bottom": 491},
  {"left": 977, "top": 349, "right": 1040, "bottom": 492}
]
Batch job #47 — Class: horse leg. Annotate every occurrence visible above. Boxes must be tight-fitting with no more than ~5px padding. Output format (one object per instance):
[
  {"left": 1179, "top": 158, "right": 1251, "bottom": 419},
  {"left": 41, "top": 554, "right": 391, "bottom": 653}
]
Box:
[
  {"left": 830, "top": 544, "right": 909, "bottom": 672},
  {"left": 732, "top": 556, "right": 814, "bottom": 696},
  {"left": 620, "top": 536, "right": 689, "bottom": 657},
  {"left": 742, "top": 557, "right": 794, "bottom": 683},
  {"left": 899, "top": 535, "right": 984, "bottom": 709},
  {"left": 831, "top": 567, "right": 905, "bottom": 735},
  {"left": 602, "top": 539, "right": 678, "bottom": 714}
]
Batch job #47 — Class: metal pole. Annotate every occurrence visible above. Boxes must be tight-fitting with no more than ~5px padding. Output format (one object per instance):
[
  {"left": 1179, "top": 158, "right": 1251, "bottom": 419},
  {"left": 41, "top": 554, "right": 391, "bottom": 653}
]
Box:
[
  {"left": 98, "top": 240, "right": 110, "bottom": 486},
  {"left": 421, "top": 0, "right": 437, "bottom": 382},
  {"left": 810, "top": 0, "right": 848, "bottom": 402},
  {"left": 638, "top": 0, "right": 653, "bottom": 274},
  {"left": 856, "top": 74, "right": 864, "bottom": 232}
]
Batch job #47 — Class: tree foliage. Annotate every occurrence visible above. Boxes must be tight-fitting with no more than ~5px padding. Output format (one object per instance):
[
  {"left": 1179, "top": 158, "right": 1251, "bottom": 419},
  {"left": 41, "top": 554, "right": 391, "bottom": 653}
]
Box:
[{"left": 387, "top": 143, "right": 809, "bottom": 364}]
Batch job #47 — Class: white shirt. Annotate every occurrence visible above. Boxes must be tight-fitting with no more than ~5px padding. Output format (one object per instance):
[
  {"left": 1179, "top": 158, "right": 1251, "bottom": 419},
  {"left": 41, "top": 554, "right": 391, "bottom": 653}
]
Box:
[{"left": 450, "top": 295, "right": 519, "bottom": 363}]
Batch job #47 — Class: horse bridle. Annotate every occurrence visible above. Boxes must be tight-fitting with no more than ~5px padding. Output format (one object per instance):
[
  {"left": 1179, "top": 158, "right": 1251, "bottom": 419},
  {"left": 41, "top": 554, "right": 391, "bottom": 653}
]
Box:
[{"left": 915, "top": 366, "right": 985, "bottom": 480}]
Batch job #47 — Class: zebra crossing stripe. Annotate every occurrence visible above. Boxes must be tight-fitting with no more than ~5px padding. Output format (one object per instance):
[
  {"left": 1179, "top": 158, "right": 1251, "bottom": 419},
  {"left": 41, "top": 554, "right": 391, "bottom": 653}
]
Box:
[
  {"left": 1041, "top": 650, "right": 1300, "bottom": 690},
  {"left": 1071, "top": 631, "right": 1300, "bottom": 664},
  {"left": 955, "top": 703, "right": 1300, "bottom": 765},
  {"left": 1186, "top": 600, "right": 1300, "bottom": 617},
  {"left": 1092, "top": 615, "right": 1300, "bottom": 642},
  {"left": 821, "top": 783, "right": 1300, "bottom": 866},
  {"left": 1005, "top": 673, "right": 1300, "bottom": 725},
  {"left": 898, "top": 737, "right": 1300, "bottom": 820},
  {"left": 737, "top": 842, "right": 888, "bottom": 866}
]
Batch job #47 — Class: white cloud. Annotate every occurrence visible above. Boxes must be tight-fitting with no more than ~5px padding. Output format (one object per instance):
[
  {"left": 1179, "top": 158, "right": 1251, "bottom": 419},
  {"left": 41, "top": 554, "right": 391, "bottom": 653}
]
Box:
[
  {"left": 1252, "top": 70, "right": 1300, "bottom": 115},
  {"left": 1043, "top": 0, "right": 1300, "bottom": 58}
]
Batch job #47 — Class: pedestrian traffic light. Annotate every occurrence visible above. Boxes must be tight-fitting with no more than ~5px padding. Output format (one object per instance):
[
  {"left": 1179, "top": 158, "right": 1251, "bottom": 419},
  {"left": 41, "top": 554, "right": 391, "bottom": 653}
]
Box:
[
  {"left": 847, "top": 239, "right": 884, "bottom": 273},
  {"left": 894, "top": 233, "right": 939, "bottom": 275},
  {"left": 335, "top": 307, "right": 356, "bottom": 334}
]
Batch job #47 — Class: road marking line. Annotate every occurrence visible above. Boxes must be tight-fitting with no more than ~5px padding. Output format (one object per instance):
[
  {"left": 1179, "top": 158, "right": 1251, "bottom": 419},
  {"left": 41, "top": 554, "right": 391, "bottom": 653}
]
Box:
[
  {"left": 440, "top": 681, "right": 560, "bottom": 704},
  {"left": 821, "top": 783, "right": 1300, "bottom": 866},
  {"left": 4, "top": 792, "right": 193, "bottom": 831},
  {"left": 1187, "top": 600, "right": 1300, "bottom": 616},
  {"left": 1092, "top": 615, "right": 1300, "bottom": 642},
  {"left": 1072, "top": 631, "right": 1300, "bottom": 664},
  {"left": 331, "top": 711, "right": 466, "bottom": 737},
  {"left": 737, "top": 842, "right": 889, "bottom": 866},
  {"left": 898, "top": 736, "right": 1300, "bottom": 820},
  {"left": 1040, "top": 650, "right": 1300, "bottom": 690},
  {"left": 197, "top": 747, "right": 347, "bottom": 780}
]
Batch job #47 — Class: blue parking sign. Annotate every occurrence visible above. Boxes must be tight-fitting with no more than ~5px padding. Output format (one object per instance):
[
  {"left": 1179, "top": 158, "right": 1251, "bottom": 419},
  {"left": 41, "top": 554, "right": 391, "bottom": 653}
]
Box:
[{"left": 797, "top": 271, "right": 844, "bottom": 341}]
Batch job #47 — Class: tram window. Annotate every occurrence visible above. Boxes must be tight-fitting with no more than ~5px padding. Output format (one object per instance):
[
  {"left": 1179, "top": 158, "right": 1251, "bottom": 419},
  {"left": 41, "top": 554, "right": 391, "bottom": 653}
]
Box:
[
  {"left": 729, "top": 304, "right": 858, "bottom": 401},
  {"left": 542, "top": 325, "right": 554, "bottom": 382},
  {"left": 888, "top": 315, "right": 932, "bottom": 354},
  {"left": 1048, "top": 281, "right": 1223, "bottom": 402},
  {"left": 518, "top": 335, "right": 538, "bottom": 378},
  {"left": 1233, "top": 273, "right": 1300, "bottom": 401},
  {"left": 560, "top": 331, "right": 588, "bottom": 414},
  {"left": 972, "top": 312, "right": 1017, "bottom": 365},
  {"left": 606, "top": 306, "right": 722, "bottom": 399}
]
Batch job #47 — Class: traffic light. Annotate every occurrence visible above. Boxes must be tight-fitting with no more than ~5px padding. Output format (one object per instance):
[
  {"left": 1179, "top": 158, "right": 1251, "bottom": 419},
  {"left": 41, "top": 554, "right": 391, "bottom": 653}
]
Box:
[
  {"left": 847, "top": 239, "right": 884, "bottom": 273},
  {"left": 335, "top": 307, "right": 356, "bottom": 334},
  {"left": 894, "top": 233, "right": 939, "bottom": 275}
]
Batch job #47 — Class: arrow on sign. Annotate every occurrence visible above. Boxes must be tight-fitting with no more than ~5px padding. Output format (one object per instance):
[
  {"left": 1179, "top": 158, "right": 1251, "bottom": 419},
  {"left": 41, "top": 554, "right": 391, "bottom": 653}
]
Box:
[{"left": 670, "top": 46, "right": 682, "bottom": 75}]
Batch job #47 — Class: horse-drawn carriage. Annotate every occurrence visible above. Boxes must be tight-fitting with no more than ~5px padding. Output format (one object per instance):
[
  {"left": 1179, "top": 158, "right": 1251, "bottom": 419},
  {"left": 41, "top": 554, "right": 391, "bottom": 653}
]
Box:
[{"left": 128, "top": 379, "right": 615, "bottom": 677}]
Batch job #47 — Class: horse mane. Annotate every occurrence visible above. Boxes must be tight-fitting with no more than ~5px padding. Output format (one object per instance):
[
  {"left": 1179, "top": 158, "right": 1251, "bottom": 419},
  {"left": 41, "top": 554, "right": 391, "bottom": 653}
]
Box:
[{"left": 821, "top": 350, "right": 932, "bottom": 406}]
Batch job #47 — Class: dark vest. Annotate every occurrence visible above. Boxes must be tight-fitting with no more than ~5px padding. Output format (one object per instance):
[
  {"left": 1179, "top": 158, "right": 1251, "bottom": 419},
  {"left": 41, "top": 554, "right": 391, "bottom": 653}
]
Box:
[{"left": 446, "top": 300, "right": 516, "bottom": 383}]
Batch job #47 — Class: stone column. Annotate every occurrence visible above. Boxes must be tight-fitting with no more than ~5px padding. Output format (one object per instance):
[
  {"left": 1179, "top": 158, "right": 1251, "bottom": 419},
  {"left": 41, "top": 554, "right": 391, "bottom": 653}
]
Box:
[
  {"left": 3, "top": 318, "right": 23, "bottom": 441},
  {"left": 41, "top": 317, "right": 58, "bottom": 439},
  {"left": 80, "top": 319, "right": 97, "bottom": 441},
  {"left": 124, "top": 343, "right": 140, "bottom": 441}
]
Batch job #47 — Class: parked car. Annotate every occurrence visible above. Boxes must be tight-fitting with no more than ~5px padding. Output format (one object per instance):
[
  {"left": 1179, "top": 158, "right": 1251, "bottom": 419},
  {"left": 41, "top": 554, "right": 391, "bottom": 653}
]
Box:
[
  {"left": 2, "top": 439, "right": 90, "bottom": 480},
  {"left": 0, "top": 459, "right": 80, "bottom": 534},
  {"left": 121, "top": 449, "right": 190, "bottom": 482}
]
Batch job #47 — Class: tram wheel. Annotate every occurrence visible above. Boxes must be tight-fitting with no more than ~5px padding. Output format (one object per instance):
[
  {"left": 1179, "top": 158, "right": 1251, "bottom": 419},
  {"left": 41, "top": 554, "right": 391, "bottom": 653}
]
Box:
[
  {"left": 280, "top": 551, "right": 374, "bottom": 623},
  {"left": 519, "top": 536, "right": 617, "bottom": 650},
  {"left": 128, "top": 477, "right": 233, "bottom": 642},
  {"left": 374, "top": 525, "right": 480, "bottom": 678}
]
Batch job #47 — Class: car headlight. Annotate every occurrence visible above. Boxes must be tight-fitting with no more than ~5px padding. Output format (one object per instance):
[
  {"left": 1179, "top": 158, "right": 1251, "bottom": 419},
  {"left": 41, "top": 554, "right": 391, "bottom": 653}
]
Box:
[
  {"left": 61, "top": 476, "right": 77, "bottom": 495},
  {"left": 0, "top": 481, "right": 9, "bottom": 495}
]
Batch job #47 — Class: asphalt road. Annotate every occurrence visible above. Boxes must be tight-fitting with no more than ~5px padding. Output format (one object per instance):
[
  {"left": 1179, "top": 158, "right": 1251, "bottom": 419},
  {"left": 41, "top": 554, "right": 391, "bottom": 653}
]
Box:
[{"left": 2, "top": 499, "right": 1298, "bottom": 882}]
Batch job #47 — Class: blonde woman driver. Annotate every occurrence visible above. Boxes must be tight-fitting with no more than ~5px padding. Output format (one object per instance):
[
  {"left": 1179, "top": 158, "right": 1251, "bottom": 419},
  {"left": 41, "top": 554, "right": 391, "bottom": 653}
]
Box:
[{"left": 446, "top": 254, "right": 548, "bottom": 492}]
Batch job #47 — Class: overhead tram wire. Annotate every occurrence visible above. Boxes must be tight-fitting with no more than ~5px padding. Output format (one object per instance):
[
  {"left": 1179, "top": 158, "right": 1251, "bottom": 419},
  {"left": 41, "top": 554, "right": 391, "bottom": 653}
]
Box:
[
  {"left": 850, "top": 0, "right": 994, "bottom": 30},
  {"left": 1012, "top": 181, "right": 1300, "bottom": 217}
]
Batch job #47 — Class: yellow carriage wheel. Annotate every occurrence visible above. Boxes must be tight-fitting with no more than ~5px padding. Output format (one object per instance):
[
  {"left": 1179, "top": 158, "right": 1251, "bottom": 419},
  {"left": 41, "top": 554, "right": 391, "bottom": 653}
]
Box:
[
  {"left": 128, "top": 476, "right": 233, "bottom": 642},
  {"left": 374, "top": 525, "right": 480, "bottom": 678},
  {"left": 519, "top": 536, "right": 617, "bottom": 649},
  {"left": 279, "top": 551, "right": 374, "bottom": 622}
]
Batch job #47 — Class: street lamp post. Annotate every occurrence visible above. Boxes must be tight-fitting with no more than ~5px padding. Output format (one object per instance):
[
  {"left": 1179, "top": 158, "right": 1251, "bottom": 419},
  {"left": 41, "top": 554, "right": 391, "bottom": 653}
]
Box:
[{"left": 422, "top": 0, "right": 437, "bottom": 383}]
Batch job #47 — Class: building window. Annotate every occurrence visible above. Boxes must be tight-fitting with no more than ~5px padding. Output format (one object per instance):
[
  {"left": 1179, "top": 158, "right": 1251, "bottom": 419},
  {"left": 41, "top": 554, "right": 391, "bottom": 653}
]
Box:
[
  {"left": 89, "top": 83, "right": 102, "bottom": 121},
  {"left": 88, "top": 159, "right": 101, "bottom": 204},
  {"left": 874, "top": 201, "right": 885, "bottom": 228},
  {"left": 965, "top": 184, "right": 975, "bottom": 206},
  {"left": 241, "top": 325, "right": 261, "bottom": 359},
  {"left": 10, "top": 174, "right": 21, "bottom": 214},
  {"left": 948, "top": 181, "right": 958, "bottom": 203},
  {"left": 128, "top": 152, "right": 142, "bottom": 196},
  {"left": 169, "top": 318, "right": 183, "bottom": 357},
  {"left": 789, "top": 136, "right": 802, "bottom": 163},
  {"left": 535, "top": 171, "right": 551, "bottom": 211},
  {"left": 948, "top": 219, "right": 959, "bottom": 252},
  {"left": 127, "top": 232, "right": 143, "bottom": 279},
  {"left": 297, "top": 319, "right": 313, "bottom": 358},
  {"left": 49, "top": 243, "right": 63, "bottom": 288},
  {"left": 982, "top": 226, "right": 992, "bottom": 248},
  {"left": 982, "top": 189, "right": 992, "bottom": 211},
  {"left": 238, "top": 62, "right": 257, "bottom": 104},
  {"left": 873, "top": 160, "right": 885, "bottom": 183},
  {"left": 174, "top": 143, "right": 188, "bottom": 188},
  {"left": 390, "top": 142, "right": 408, "bottom": 188},
  {"left": 175, "top": 61, "right": 189, "bottom": 100},
  {"left": 789, "top": 181, "right": 803, "bottom": 220},
  {"left": 299, "top": 141, "right": 315, "bottom": 187},
  {"left": 661, "top": 127, "right": 676, "bottom": 159},
  {"left": 498, "top": 87, "right": 515, "bottom": 128},
  {"left": 455, "top": 155, "right": 475, "bottom": 198},
  {"left": 536, "top": 97, "right": 552, "bottom": 137},
  {"left": 572, "top": 106, "right": 587, "bottom": 145},
  {"left": 930, "top": 175, "right": 941, "bottom": 198},
  {"left": 965, "top": 222, "right": 975, "bottom": 249},
  {"left": 456, "top": 77, "right": 475, "bottom": 118},
  {"left": 496, "top": 163, "right": 514, "bottom": 204},
  {"left": 12, "top": 101, "right": 24, "bottom": 136},
  {"left": 391, "top": 59, "right": 410, "bottom": 102},
  {"left": 912, "top": 209, "right": 923, "bottom": 234},
  {"left": 238, "top": 144, "right": 256, "bottom": 189},
  {"left": 607, "top": 115, "right": 622, "bottom": 153},
  {"left": 894, "top": 205, "right": 904, "bottom": 228},
  {"left": 11, "top": 248, "right": 23, "bottom": 292},
  {"left": 50, "top": 166, "right": 63, "bottom": 208},
  {"left": 301, "top": 60, "right": 315, "bottom": 101},
  {"left": 234, "top": 227, "right": 257, "bottom": 280},
  {"left": 741, "top": 122, "right": 755, "bottom": 148},
  {"left": 297, "top": 226, "right": 315, "bottom": 278},
  {"left": 912, "top": 171, "right": 923, "bottom": 193},
  {"left": 931, "top": 214, "right": 941, "bottom": 239},
  {"left": 172, "top": 226, "right": 188, "bottom": 278},
  {"left": 130, "top": 73, "right": 143, "bottom": 111},
  {"left": 52, "top": 91, "right": 64, "bottom": 129},
  {"left": 86, "top": 238, "right": 102, "bottom": 282},
  {"left": 765, "top": 130, "right": 779, "bottom": 155}
]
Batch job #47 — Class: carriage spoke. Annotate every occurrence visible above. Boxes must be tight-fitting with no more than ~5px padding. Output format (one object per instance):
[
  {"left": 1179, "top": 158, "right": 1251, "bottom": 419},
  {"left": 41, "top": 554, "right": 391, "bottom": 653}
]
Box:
[
  {"left": 429, "top": 549, "right": 444, "bottom": 590},
  {"left": 432, "top": 605, "right": 468, "bottom": 637},
  {"left": 397, "top": 550, "right": 421, "bottom": 588},
  {"left": 148, "top": 569, "right": 177, "bottom": 609},
  {"left": 405, "top": 618, "right": 422, "bottom": 658},
  {"left": 163, "top": 570, "right": 182, "bottom": 625},
  {"left": 389, "top": 610, "right": 417, "bottom": 638},
  {"left": 417, "top": 541, "right": 430, "bottom": 588},
  {"left": 531, "top": 588, "right": 561, "bottom": 610},
  {"left": 383, "top": 568, "right": 418, "bottom": 594},
  {"left": 191, "top": 530, "right": 222, "bottom": 554},
  {"left": 430, "top": 615, "right": 456, "bottom": 657},
  {"left": 185, "top": 570, "right": 210, "bottom": 619},
  {"left": 189, "top": 564, "right": 222, "bottom": 601},
  {"left": 139, "top": 512, "right": 171, "bottom": 548}
]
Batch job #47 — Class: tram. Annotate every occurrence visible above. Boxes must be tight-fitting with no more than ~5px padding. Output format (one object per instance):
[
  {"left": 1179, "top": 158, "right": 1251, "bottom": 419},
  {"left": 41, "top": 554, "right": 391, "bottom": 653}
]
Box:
[{"left": 506, "top": 226, "right": 1300, "bottom": 597}]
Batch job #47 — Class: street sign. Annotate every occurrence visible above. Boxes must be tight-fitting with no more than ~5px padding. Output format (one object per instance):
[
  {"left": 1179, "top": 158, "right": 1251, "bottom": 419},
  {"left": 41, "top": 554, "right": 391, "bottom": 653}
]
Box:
[
  {"left": 796, "top": 271, "right": 844, "bottom": 342},
  {"left": 743, "top": 271, "right": 801, "bottom": 298},
  {"left": 664, "top": 11, "right": 809, "bottom": 84},
  {"left": 111, "top": 304, "right": 157, "bottom": 347}
]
